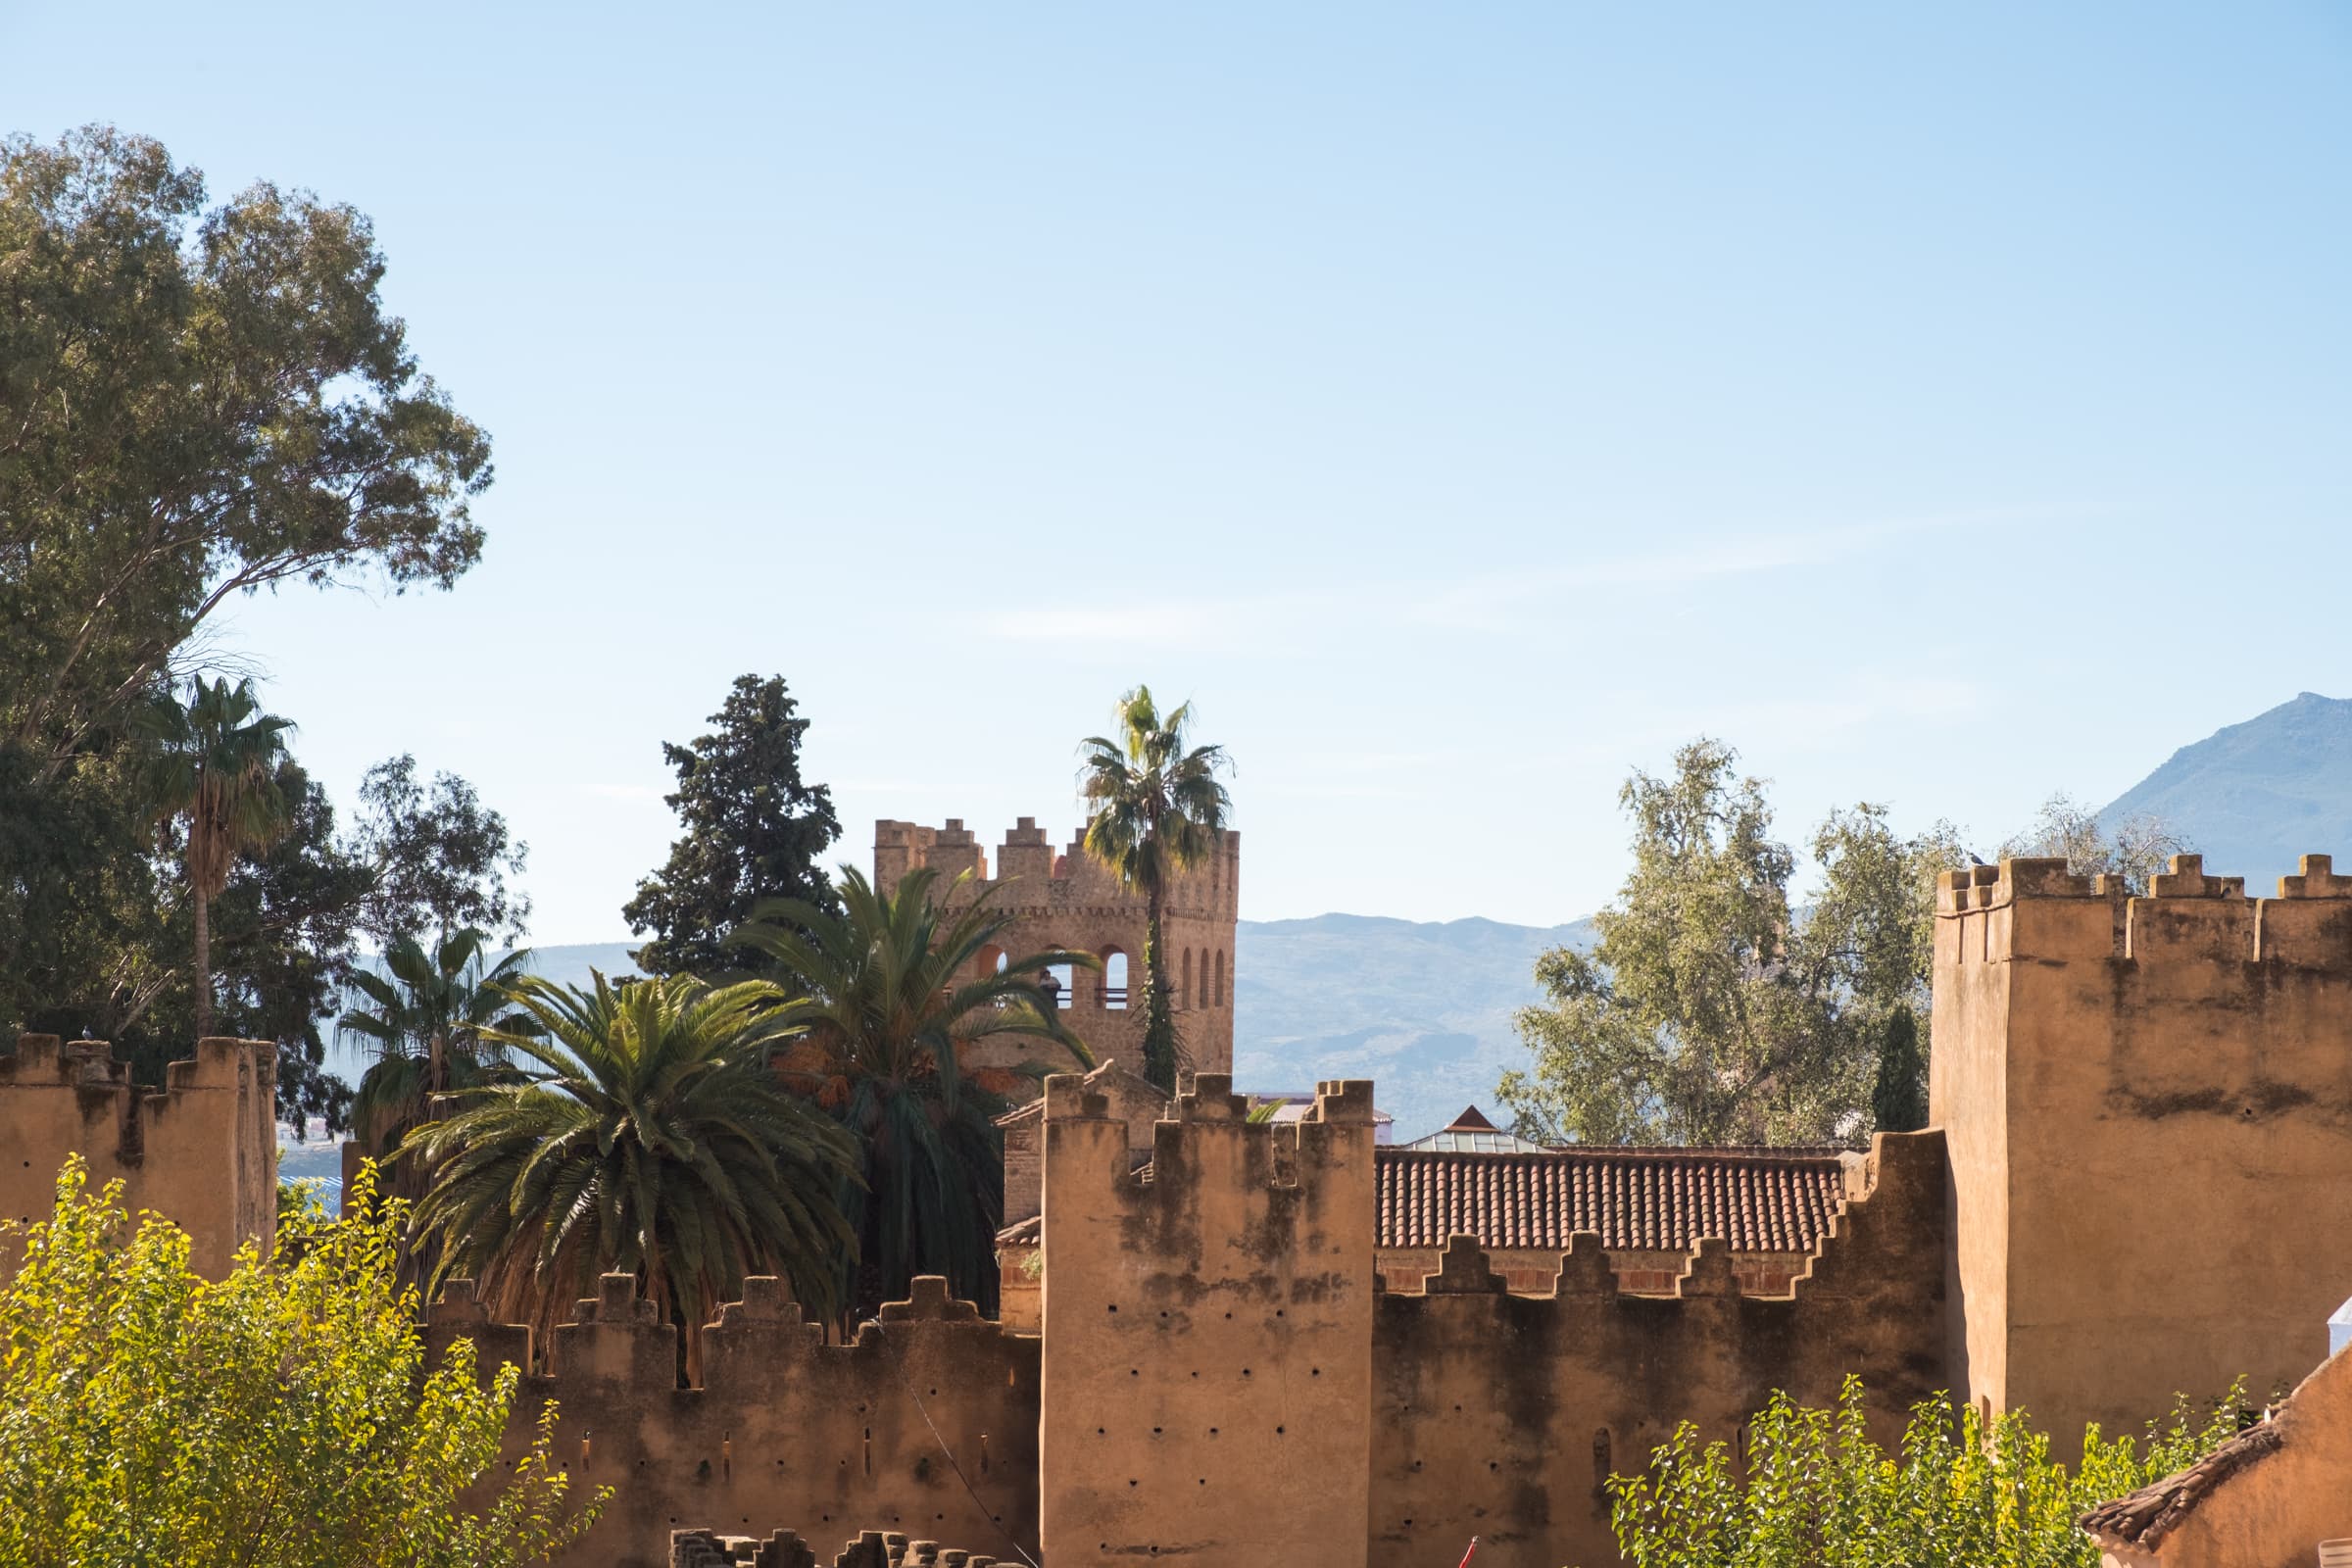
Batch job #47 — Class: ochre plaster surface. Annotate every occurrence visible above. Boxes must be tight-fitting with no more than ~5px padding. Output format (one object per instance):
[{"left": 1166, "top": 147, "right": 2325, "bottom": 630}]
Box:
[{"left": 0, "top": 1033, "right": 274, "bottom": 1277}]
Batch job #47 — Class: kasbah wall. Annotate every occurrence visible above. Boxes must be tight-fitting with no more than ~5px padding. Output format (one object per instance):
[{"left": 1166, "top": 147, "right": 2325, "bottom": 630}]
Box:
[{"left": 15, "top": 851, "right": 2352, "bottom": 1566}]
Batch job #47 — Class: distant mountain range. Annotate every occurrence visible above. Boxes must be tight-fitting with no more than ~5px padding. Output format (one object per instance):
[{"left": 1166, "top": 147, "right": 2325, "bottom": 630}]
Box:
[
  {"left": 292, "top": 927, "right": 1583, "bottom": 1159},
  {"left": 1232, "top": 914, "right": 1592, "bottom": 1141},
  {"left": 282, "top": 690, "right": 2352, "bottom": 1169},
  {"left": 2100, "top": 691, "right": 2352, "bottom": 886}
]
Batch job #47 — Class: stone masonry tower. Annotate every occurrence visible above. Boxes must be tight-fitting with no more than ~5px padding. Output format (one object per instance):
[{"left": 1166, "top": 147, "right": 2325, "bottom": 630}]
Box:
[
  {"left": 874, "top": 818, "right": 1240, "bottom": 1083},
  {"left": 1933, "top": 854, "right": 2352, "bottom": 1446}
]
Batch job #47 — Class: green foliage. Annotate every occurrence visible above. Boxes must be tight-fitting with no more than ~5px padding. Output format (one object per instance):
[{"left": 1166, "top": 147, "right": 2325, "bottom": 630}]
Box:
[
  {"left": 1870, "top": 1004, "right": 1929, "bottom": 1134},
  {"left": 1498, "top": 740, "right": 1962, "bottom": 1147},
  {"left": 351, "top": 756, "right": 532, "bottom": 949},
  {"left": 1601, "top": 1375, "right": 2241, "bottom": 1568},
  {"left": 2003, "top": 792, "right": 2189, "bottom": 895},
  {"left": 0, "top": 1158, "right": 602, "bottom": 1567},
  {"left": 135, "top": 675, "right": 297, "bottom": 1037},
  {"left": 338, "top": 926, "right": 538, "bottom": 1161},
  {"left": 1078, "top": 685, "right": 1233, "bottom": 1093},
  {"left": 0, "top": 125, "right": 490, "bottom": 776},
  {"left": 404, "top": 973, "right": 860, "bottom": 1379},
  {"left": 0, "top": 124, "right": 498, "bottom": 1128},
  {"left": 733, "top": 866, "right": 1097, "bottom": 1318},
  {"left": 624, "top": 674, "right": 842, "bottom": 978}
]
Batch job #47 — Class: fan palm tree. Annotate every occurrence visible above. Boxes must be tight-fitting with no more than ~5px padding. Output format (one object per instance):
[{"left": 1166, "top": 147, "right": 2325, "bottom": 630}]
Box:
[
  {"left": 137, "top": 676, "right": 296, "bottom": 1037},
  {"left": 730, "top": 865, "right": 1097, "bottom": 1320},
  {"left": 336, "top": 926, "right": 537, "bottom": 1174},
  {"left": 1078, "top": 686, "right": 1232, "bottom": 1091},
  {"left": 403, "top": 972, "right": 858, "bottom": 1381}
]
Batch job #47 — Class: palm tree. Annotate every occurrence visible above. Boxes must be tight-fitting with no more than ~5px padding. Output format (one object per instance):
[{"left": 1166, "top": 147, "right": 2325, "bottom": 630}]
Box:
[
  {"left": 138, "top": 676, "right": 296, "bottom": 1037},
  {"left": 730, "top": 865, "right": 1097, "bottom": 1320},
  {"left": 1078, "top": 686, "right": 1233, "bottom": 1091},
  {"left": 403, "top": 972, "right": 858, "bottom": 1381},
  {"left": 336, "top": 926, "right": 537, "bottom": 1176}
]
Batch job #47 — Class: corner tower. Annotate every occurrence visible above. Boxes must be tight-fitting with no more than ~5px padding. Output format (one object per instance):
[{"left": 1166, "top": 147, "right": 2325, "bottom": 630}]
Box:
[{"left": 1933, "top": 855, "right": 2352, "bottom": 1442}]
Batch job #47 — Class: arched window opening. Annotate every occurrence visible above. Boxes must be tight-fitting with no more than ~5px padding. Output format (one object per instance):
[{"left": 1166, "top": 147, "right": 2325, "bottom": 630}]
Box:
[
  {"left": 1102, "top": 950, "right": 1129, "bottom": 1010},
  {"left": 1181, "top": 949, "right": 1194, "bottom": 1009},
  {"left": 1214, "top": 949, "right": 1226, "bottom": 1007},
  {"left": 1044, "top": 962, "right": 1074, "bottom": 1010}
]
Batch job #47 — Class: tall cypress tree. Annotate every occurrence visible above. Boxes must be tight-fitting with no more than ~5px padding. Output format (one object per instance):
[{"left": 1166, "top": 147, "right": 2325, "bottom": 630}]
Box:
[
  {"left": 1870, "top": 1003, "right": 1929, "bottom": 1134},
  {"left": 623, "top": 675, "right": 841, "bottom": 977}
]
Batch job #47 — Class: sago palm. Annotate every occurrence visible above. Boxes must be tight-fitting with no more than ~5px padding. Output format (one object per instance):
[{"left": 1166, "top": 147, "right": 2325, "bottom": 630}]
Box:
[
  {"left": 403, "top": 972, "right": 858, "bottom": 1381},
  {"left": 137, "top": 676, "right": 296, "bottom": 1037},
  {"left": 337, "top": 926, "right": 538, "bottom": 1171},
  {"left": 1078, "top": 685, "right": 1232, "bottom": 1091},
  {"left": 730, "top": 865, "right": 1097, "bottom": 1319}
]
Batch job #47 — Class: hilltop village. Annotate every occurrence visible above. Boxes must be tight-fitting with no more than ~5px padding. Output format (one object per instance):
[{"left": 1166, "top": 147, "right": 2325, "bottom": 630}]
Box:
[{"left": 14, "top": 829, "right": 2352, "bottom": 1566}]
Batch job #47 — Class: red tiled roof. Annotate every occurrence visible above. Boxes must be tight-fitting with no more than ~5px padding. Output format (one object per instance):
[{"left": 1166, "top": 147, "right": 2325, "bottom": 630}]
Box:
[{"left": 1375, "top": 1146, "right": 1848, "bottom": 1253}]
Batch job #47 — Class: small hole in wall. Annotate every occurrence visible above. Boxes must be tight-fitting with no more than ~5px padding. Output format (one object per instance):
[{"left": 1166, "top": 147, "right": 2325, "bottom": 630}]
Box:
[
  {"left": 1129, "top": 1479, "right": 1139, "bottom": 1488},
  {"left": 1198, "top": 1478, "right": 1206, "bottom": 1486},
  {"left": 1311, "top": 1368, "right": 1320, "bottom": 1377},
  {"left": 1152, "top": 1427, "right": 1161, "bottom": 1435},
  {"left": 1242, "top": 1368, "right": 1251, "bottom": 1377},
  {"left": 1275, "top": 1308, "right": 1285, "bottom": 1317},
  {"left": 1223, "top": 1311, "right": 1232, "bottom": 1320},
  {"left": 928, "top": 1388, "right": 937, "bottom": 1396},
  {"left": 1130, "top": 1368, "right": 1140, "bottom": 1377},
  {"left": 1276, "top": 1425, "right": 1286, "bottom": 1435},
  {"left": 1098, "top": 1427, "right": 1106, "bottom": 1436},
  {"left": 1208, "top": 1427, "right": 1218, "bottom": 1435}
]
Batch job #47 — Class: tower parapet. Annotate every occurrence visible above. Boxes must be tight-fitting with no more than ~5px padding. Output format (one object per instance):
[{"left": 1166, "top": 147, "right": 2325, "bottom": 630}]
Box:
[{"left": 0, "top": 1034, "right": 275, "bottom": 1277}]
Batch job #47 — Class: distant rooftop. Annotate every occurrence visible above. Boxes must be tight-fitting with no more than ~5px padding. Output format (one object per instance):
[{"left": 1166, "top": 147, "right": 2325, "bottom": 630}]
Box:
[{"left": 1398, "top": 1103, "right": 1550, "bottom": 1154}]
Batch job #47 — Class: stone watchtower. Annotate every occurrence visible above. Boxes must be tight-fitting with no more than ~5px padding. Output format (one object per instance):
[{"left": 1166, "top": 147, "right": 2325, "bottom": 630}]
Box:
[
  {"left": 874, "top": 818, "right": 1240, "bottom": 1082},
  {"left": 1933, "top": 854, "right": 2352, "bottom": 1446}
]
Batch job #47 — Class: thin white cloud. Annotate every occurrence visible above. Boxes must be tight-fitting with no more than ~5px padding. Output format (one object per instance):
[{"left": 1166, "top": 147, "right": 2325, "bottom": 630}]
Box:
[
  {"left": 966, "top": 504, "right": 2095, "bottom": 650},
  {"left": 1410, "top": 505, "right": 2084, "bottom": 630}
]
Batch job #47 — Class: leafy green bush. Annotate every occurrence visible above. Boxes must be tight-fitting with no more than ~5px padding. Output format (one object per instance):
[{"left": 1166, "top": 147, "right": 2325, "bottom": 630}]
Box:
[
  {"left": 0, "top": 1158, "right": 605, "bottom": 1567},
  {"left": 1602, "top": 1374, "right": 2241, "bottom": 1568}
]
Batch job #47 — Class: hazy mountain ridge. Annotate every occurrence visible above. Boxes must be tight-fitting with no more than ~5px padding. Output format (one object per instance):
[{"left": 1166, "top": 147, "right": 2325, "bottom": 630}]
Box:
[
  {"left": 283, "top": 692, "right": 2352, "bottom": 1170},
  {"left": 1232, "top": 912, "right": 1595, "bottom": 1140},
  {"left": 2100, "top": 691, "right": 2352, "bottom": 886}
]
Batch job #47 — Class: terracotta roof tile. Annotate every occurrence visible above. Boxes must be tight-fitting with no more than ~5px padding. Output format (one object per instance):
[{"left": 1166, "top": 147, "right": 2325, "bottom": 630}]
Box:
[{"left": 1374, "top": 1146, "right": 1848, "bottom": 1253}]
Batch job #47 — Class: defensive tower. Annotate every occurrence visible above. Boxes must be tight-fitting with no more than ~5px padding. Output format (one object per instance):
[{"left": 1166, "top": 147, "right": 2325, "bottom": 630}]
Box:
[
  {"left": 874, "top": 818, "right": 1240, "bottom": 1081},
  {"left": 1933, "top": 854, "right": 2352, "bottom": 1444}
]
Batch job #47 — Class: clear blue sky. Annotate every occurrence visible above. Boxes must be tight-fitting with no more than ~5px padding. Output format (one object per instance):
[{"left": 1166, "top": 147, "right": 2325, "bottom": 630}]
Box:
[{"left": 6, "top": 5, "right": 2349, "bottom": 941}]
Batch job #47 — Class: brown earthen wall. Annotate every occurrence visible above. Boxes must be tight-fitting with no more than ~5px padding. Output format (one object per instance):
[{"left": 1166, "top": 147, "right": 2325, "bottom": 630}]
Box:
[
  {"left": 1374, "top": 1245, "right": 1815, "bottom": 1298},
  {"left": 427, "top": 1275, "right": 1040, "bottom": 1568},
  {"left": 1039, "top": 1072, "right": 1379, "bottom": 1567},
  {"left": 0, "top": 1034, "right": 275, "bottom": 1278},
  {"left": 1367, "top": 1130, "right": 1948, "bottom": 1568},
  {"left": 1936, "top": 856, "right": 2352, "bottom": 1445}
]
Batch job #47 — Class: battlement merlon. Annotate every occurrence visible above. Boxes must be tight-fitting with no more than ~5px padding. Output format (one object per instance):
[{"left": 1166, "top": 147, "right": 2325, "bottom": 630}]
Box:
[
  {"left": 0, "top": 1033, "right": 275, "bottom": 1127},
  {"left": 1936, "top": 854, "right": 2352, "bottom": 966},
  {"left": 872, "top": 817, "right": 1241, "bottom": 911}
]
